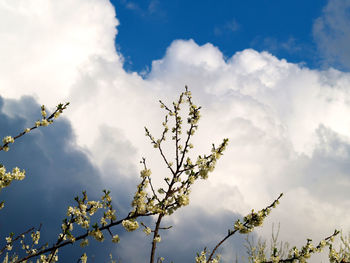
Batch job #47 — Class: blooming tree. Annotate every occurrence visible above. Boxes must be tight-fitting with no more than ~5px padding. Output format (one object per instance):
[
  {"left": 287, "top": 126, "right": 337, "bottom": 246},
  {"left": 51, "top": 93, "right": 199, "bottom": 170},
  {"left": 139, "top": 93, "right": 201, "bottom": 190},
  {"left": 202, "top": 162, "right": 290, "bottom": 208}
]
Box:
[{"left": 0, "top": 88, "right": 347, "bottom": 263}]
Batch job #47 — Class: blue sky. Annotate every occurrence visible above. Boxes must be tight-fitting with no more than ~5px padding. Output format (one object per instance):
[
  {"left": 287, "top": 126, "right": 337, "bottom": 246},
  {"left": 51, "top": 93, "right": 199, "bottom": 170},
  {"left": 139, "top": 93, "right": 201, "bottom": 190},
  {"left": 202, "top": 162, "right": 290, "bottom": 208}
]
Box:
[
  {"left": 113, "top": 0, "right": 328, "bottom": 72},
  {"left": 1, "top": 0, "right": 350, "bottom": 262}
]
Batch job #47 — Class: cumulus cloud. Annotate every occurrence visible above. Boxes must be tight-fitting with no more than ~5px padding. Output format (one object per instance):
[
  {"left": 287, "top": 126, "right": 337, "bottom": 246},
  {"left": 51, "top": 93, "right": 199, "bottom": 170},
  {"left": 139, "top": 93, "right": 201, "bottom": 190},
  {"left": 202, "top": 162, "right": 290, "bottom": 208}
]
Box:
[
  {"left": 146, "top": 40, "right": 350, "bottom": 253},
  {"left": 313, "top": 0, "right": 350, "bottom": 71},
  {"left": 2, "top": 0, "right": 350, "bottom": 262},
  {"left": 0, "top": 0, "right": 119, "bottom": 105}
]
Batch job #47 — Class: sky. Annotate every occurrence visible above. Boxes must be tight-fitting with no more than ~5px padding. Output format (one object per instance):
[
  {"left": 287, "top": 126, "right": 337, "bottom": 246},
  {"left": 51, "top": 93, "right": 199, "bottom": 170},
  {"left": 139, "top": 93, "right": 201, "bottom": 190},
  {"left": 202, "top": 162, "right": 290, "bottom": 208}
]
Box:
[{"left": 1, "top": 0, "right": 350, "bottom": 262}]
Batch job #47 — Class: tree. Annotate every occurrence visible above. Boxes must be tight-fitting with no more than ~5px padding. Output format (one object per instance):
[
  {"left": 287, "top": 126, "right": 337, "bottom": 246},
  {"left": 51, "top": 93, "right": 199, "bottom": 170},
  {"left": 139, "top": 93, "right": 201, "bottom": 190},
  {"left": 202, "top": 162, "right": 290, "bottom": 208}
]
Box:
[{"left": 0, "top": 87, "right": 345, "bottom": 263}]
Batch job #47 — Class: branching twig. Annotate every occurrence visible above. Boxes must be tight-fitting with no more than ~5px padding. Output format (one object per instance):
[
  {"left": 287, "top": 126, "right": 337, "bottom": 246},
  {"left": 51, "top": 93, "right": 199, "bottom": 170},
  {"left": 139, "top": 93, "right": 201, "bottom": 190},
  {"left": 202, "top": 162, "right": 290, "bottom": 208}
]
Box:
[{"left": 206, "top": 193, "right": 284, "bottom": 262}]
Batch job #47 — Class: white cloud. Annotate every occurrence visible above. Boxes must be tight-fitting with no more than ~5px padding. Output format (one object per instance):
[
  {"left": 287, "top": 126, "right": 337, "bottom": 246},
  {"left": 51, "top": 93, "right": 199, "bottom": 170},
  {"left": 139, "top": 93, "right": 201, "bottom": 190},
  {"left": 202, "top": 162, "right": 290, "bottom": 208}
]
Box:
[
  {"left": 313, "top": 0, "right": 350, "bottom": 70},
  {"left": 1, "top": 1, "right": 350, "bottom": 262},
  {"left": 0, "top": 0, "right": 119, "bottom": 105}
]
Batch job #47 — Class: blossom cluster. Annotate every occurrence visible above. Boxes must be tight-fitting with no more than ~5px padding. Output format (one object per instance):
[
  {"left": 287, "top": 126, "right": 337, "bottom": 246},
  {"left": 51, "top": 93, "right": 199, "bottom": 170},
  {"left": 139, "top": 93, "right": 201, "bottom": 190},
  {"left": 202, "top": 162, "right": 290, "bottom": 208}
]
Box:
[
  {"left": 0, "top": 102, "right": 69, "bottom": 153},
  {"left": 245, "top": 229, "right": 340, "bottom": 263},
  {"left": 1, "top": 189, "right": 120, "bottom": 262},
  {"left": 234, "top": 194, "right": 283, "bottom": 235},
  {"left": 61, "top": 190, "right": 118, "bottom": 244},
  {"left": 0, "top": 227, "right": 52, "bottom": 263},
  {"left": 121, "top": 220, "right": 139, "bottom": 232},
  {"left": 0, "top": 166, "right": 25, "bottom": 192},
  {"left": 153, "top": 234, "right": 161, "bottom": 243},
  {"left": 36, "top": 190, "right": 121, "bottom": 261},
  {"left": 195, "top": 249, "right": 221, "bottom": 263},
  {"left": 0, "top": 136, "right": 14, "bottom": 152},
  {"left": 0, "top": 166, "right": 25, "bottom": 209},
  {"left": 36, "top": 252, "right": 58, "bottom": 263},
  {"left": 131, "top": 168, "right": 150, "bottom": 215},
  {"left": 327, "top": 231, "right": 350, "bottom": 263}
]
